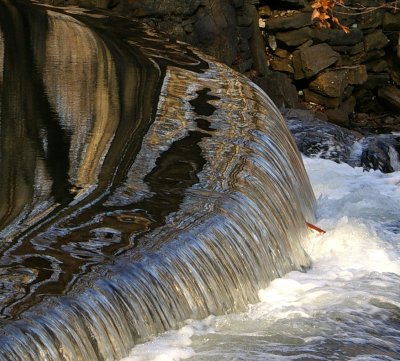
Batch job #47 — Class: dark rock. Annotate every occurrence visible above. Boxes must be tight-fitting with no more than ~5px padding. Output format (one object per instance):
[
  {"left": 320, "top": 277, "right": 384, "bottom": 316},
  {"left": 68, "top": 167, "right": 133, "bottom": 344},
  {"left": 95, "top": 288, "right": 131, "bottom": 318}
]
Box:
[
  {"left": 259, "top": 5, "right": 272, "bottom": 17},
  {"left": 293, "top": 44, "right": 340, "bottom": 79},
  {"left": 364, "top": 73, "right": 390, "bottom": 90},
  {"left": 312, "top": 28, "right": 363, "bottom": 46},
  {"left": 255, "top": 72, "right": 299, "bottom": 109},
  {"left": 357, "top": 9, "right": 385, "bottom": 30},
  {"left": 382, "top": 12, "right": 400, "bottom": 31},
  {"left": 273, "top": 0, "right": 306, "bottom": 8},
  {"left": 274, "top": 48, "right": 291, "bottom": 58},
  {"left": 309, "top": 69, "right": 349, "bottom": 98},
  {"left": 366, "top": 59, "right": 388, "bottom": 73},
  {"left": 325, "top": 96, "right": 356, "bottom": 128},
  {"left": 237, "top": 25, "right": 253, "bottom": 41},
  {"left": 248, "top": 3, "right": 268, "bottom": 75},
  {"left": 303, "top": 89, "right": 342, "bottom": 108},
  {"left": 285, "top": 109, "right": 400, "bottom": 173},
  {"left": 276, "top": 27, "right": 312, "bottom": 47},
  {"left": 270, "top": 58, "right": 294, "bottom": 73},
  {"left": 364, "top": 30, "right": 389, "bottom": 52},
  {"left": 266, "top": 12, "right": 311, "bottom": 30},
  {"left": 234, "top": 58, "right": 253, "bottom": 73},
  {"left": 237, "top": 3, "right": 255, "bottom": 26},
  {"left": 347, "top": 65, "right": 368, "bottom": 85},
  {"left": 350, "top": 49, "right": 386, "bottom": 64},
  {"left": 187, "top": 1, "right": 237, "bottom": 65},
  {"left": 391, "top": 64, "right": 400, "bottom": 86},
  {"left": 127, "top": 0, "right": 201, "bottom": 17},
  {"left": 349, "top": 42, "right": 364, "bottom": 55},
  {"left": 377, "top": 85, "right": 400, "bottom": 113},
  {"left": 283, "top": 109, "right": 358, "bottom": 163},
  {"left": 232, "top": 0, "right": 244, "bottom": 8},
  {"left": 297, "top": 39, "right": 313, "bottom": 49},
  {"left": 360, "top": 135, "right": 400, "bottom": 173}
]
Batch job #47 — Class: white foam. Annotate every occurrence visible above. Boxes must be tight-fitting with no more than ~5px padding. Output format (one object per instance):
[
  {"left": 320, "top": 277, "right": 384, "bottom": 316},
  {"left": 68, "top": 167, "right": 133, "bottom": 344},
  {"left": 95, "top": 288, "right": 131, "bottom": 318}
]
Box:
[
  {"left": 121, "top": 156, "right": 400, "bottom": 360},
  {"left": 120, "top": 326, "right": 195, "bottom": 361}
]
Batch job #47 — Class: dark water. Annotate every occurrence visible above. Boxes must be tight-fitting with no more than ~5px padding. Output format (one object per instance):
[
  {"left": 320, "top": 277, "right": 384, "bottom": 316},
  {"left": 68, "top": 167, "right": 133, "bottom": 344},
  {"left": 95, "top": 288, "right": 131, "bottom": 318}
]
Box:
[{"left": 0, "top": 1, "right": 315, "bottom": 359}]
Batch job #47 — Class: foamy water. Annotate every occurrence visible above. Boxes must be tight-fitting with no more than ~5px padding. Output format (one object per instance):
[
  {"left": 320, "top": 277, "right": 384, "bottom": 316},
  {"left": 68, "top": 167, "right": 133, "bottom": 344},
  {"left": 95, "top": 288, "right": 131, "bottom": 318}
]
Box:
[{"left": 122, "top": 157, "right": 400, "bottom": 361}]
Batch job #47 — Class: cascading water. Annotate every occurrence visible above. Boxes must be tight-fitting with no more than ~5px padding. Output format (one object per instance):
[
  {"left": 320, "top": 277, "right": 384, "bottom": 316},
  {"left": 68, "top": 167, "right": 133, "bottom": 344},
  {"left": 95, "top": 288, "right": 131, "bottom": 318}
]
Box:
[{"left": 0, "top": 1, "right": 315, "bottom": 360}]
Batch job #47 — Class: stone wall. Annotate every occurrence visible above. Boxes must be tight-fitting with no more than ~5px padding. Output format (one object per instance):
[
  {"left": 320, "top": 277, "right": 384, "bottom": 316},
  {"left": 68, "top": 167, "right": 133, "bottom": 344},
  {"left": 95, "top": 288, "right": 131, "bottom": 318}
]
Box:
[{"left": 256, "top": 0, "right": 400, "bottom": 131}]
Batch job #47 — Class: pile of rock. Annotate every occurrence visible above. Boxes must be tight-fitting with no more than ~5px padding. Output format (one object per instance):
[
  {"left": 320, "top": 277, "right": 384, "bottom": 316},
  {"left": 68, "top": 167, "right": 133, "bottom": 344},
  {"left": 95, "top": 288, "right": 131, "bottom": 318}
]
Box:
[{"left": 256, "top": 0, "right": 400, "bottom": 130}]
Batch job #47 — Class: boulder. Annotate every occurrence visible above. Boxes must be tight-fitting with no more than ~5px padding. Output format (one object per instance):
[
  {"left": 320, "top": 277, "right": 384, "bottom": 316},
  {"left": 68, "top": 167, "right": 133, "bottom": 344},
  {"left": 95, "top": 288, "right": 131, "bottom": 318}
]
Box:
[
  {"left": 364, "top": 73, "right": 390, "bottom": 90},
  {"left": 347, "top": 65, "right": 368, "bottom": 85},
  {"left": 270, "top": 58, "right": 294, "bottom": 73},
  {"left": 255, "top": 72, "right": 299, "bottom": 109},
  {"left": 364, "top": 30, "right": 389, "bottom": 52},
  {"left": 382, "top": 12, "right": 400, "bottom": 31},
  {"left": 274, "top": 48, "right": 291, "bottom": 58},
  {"left": 360, "top": 135, "right": 400, "bottom": 173},
  {"left": 248, "top": 3, "right": 269, "bottom": 75},
  {"left": 309, "top": 69, "right": 349, "bottom": 98},
  {"left": 312, "top": 28, "right": 363, "bottom": 46},
  {"left": 366, "top": 59, "right": 388, "bottom": 73},
  {"left": 274, "top": 0, "right": 306, "bottom": 8},
  {"left": 350, "top": 49, "right": 386, "bottom": 64},
  {"left": 303, "top": 89, "right": 342, "bottom": 108},
  {"left": 293, "top": 44, "right": 340, "bottom": 79},
  {"left": 276, "top": 27, "right": 312, "bottom": 47},
  {"left": 377, "top": 85, "right": 400, "bottom": 113},
  {"left": 187, "top": 0, "right": 237, "bottom": 65},
  {"left": 127, "top": 0, "right": 201, "bottom": 17},
  {"left": 357, "top": 9, "right": 384, "bottom": 30},
  {"left": 325, "top": 96, "right": 356, "bottom": 128},
  {"left": 284, "top": 109, "right": 358, "bottom": 163},
  {"left": 266, "top": 12, "right": 311, "bottom": 30}
]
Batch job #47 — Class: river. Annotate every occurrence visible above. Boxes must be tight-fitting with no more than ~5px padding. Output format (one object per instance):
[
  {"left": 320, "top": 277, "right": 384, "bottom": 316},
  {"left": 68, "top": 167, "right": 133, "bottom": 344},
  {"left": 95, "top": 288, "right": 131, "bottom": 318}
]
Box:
[{"left": 123, "top": 156, "right": 400, "bottom": 361}]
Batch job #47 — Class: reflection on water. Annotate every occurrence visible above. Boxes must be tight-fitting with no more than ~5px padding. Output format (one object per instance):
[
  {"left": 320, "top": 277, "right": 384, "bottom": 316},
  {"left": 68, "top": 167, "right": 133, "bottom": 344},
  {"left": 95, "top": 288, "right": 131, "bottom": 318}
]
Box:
[{"left": 0, "top": 1, "right": 315, "bottom": 360}]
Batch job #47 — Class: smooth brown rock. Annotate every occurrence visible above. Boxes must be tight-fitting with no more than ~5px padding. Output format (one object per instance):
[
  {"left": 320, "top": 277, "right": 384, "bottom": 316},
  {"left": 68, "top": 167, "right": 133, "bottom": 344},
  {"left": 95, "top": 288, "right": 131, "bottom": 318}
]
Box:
[
  {"left": 274, "top": 48, "right": 291, "bottom": 58},
  {"left": 347, "top": 65, "right": 368, "bottom": 85},
  {"left": 309, "top": 69, "right": 349, "bottom": 98},
  {"left": 304, "top": 89, "right": 342, "bottom": 108},
  {"left": 270, "top": 58, "right": 294, "bottom": 73},
  {"left": 293, "top": 44, "right": 340, "bottom": 80}
]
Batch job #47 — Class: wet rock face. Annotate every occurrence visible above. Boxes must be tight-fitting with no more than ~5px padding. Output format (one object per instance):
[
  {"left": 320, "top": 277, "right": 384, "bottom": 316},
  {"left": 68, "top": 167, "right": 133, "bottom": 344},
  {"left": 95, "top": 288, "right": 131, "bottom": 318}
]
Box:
[{"left": 285, "top": 108, "right": 400, "bottom": 173}]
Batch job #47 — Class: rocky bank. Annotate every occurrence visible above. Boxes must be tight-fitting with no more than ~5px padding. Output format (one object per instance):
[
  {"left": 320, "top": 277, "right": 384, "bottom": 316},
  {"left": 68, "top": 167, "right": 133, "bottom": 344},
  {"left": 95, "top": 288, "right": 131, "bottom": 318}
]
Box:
[{"left": 39, "top": 0, "right": 400, "bottom": 132}]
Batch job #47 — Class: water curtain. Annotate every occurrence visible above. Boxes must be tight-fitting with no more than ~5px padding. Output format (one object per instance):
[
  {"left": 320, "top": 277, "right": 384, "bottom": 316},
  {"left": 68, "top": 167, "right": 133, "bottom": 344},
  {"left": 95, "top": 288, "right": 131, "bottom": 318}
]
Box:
[{"left": 0, "top": 1, "right": 315, "bottom": 359}]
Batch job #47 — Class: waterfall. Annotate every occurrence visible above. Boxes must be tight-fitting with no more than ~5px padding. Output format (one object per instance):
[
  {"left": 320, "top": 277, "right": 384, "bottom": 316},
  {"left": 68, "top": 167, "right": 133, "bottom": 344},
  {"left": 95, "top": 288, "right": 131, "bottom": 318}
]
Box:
[{"left": 0, "top": 1, "right": 315, "bottom": 360}]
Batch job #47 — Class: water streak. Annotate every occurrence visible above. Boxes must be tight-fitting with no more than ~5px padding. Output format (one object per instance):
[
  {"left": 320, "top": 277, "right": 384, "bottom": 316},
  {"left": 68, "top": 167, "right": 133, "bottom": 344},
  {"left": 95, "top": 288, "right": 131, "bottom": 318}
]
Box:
[{"left": 0, "top": 1, "right": 315, "bottom": 360}]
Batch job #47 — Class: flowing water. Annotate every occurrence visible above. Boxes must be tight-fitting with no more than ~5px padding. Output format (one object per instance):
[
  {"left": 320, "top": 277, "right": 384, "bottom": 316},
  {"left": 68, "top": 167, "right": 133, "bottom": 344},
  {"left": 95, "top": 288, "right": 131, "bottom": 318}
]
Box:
[
  {"left": 0, "top": 2, "right": 316, "bottom": 360},
  {"left": 122, "top": 156, "right": 400, "bottom": 361}
]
